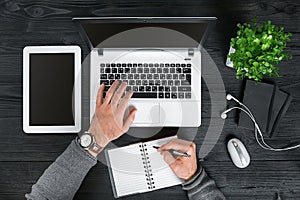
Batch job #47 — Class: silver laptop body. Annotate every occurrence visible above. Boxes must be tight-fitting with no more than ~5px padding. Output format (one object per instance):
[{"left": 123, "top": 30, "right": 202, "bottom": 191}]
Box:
[{"left": 73, "top": 17, "right": 216, "bottom": 127}]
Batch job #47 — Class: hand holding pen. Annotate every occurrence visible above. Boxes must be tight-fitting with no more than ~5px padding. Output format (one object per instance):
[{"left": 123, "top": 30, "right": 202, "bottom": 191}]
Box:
[{"left": 155, "top": 139, "right": 198, "bottom": 181}]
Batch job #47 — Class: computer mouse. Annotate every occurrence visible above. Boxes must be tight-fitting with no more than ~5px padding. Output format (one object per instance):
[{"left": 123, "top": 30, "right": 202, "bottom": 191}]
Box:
[{"left": 227, "top": 138, "right": 250, "bottom": 168}]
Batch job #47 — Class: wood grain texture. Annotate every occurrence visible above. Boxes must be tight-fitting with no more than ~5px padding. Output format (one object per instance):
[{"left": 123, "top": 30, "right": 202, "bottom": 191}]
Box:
[{"left": 0, "top": 0, "right": 299, "bottom": 199}]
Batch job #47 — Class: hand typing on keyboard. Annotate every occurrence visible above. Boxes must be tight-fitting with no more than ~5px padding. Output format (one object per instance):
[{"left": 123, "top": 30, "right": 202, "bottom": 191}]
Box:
[{"left": 88, "top": 81, "right": 137, "bottom": 155}]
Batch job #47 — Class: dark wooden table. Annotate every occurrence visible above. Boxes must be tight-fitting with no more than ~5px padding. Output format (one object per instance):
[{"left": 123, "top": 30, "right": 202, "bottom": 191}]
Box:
[{"left": 0, "top": 0, "right": 299, "bottom": 199}]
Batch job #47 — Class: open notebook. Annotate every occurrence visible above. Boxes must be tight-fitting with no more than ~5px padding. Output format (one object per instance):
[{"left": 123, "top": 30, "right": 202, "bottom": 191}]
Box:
[{"left": 105, "top": 136, "right": 183, "bottom": 198}]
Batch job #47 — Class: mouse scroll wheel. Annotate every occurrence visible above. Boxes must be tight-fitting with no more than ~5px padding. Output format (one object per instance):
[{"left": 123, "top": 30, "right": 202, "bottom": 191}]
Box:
[{"left": 232, "top": 140, "right": 238, "bottom": 147}]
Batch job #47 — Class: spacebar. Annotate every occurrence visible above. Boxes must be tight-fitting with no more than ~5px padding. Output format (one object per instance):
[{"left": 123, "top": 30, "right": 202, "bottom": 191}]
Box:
[{"left": 132, "top": 93, "right": 157, "bottom": 98}]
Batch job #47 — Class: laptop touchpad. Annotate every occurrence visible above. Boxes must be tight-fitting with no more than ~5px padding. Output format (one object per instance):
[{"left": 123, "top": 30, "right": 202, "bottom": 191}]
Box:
[{"left": 129, "top": 102, "right": 160, "bottom": 124}]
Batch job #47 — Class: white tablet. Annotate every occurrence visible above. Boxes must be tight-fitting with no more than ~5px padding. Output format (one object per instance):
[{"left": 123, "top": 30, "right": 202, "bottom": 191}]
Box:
[{"left": 23, "top": 46, "right": 81, "bottom": 133}]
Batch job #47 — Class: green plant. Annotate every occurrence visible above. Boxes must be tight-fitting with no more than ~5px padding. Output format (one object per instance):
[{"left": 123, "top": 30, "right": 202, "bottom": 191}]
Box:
[{"left": 228, "top": 19, "right": 292, "bottom": 82}]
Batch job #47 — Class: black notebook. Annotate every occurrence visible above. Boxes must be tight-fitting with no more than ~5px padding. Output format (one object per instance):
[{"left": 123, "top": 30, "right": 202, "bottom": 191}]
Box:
[{"left": 238, "top": 80, "right": 292, "bottom": 137}]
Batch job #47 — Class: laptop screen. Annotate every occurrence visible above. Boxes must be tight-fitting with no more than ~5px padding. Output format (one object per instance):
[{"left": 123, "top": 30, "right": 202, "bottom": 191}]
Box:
[{"left": 75, "top": 18, "right": 215, "bottom": 49}]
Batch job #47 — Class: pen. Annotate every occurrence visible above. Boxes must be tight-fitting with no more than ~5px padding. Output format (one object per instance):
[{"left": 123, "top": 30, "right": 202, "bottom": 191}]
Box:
[{"left": 153, "top": 146, "right": 191, "bottom": 157}]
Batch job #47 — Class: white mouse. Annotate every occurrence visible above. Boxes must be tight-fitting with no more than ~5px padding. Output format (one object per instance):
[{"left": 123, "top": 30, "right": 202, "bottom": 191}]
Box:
[{"left": 227, "top": 138, "right": 250, "bottom": 168}]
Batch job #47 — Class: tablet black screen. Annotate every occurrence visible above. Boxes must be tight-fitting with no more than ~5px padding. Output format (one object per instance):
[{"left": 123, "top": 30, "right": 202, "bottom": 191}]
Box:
[{"left": 29, "top": 53, "right": 75, "bottom": 126}]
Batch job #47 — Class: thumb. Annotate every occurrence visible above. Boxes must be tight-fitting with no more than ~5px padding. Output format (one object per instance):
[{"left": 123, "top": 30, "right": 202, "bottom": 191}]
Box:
[{"left": 123, "top": 108, "right": 137, "bottom": 131}]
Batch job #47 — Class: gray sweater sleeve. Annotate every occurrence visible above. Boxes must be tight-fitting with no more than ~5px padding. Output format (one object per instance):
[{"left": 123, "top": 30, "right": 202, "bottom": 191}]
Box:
[
  {"left": 25, "top": 139, "right": 97, "bottom": 200},
  {"left": 182, "top": 164, "right": 226, "bottom": 200}
]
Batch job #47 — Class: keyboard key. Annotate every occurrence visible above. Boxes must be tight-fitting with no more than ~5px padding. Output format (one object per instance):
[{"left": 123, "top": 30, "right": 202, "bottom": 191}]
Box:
[
  {"left": 150, "top": 68, "right": 156, "bottom": 73},
  {"left": 146, "top": 86, "right": 152, "bottom": 91},
  {"left": 112, "top": 68, "right": 117, "bottom": 73},
  {"left": 149, "top": 64, "right": 153, "bottom": 67},
  {"left": 100, "top": 68, "right": 105, "bottom": 73},
  {"left": 179, "top": 93, "right": 184, "bottom": 99},
  {"left": 138, "top": 68, "right": 143, "bottom": 73},
  {"left": 122, "top": 63, "right": 126, "bottom": 67},
  {"left": 155, "top": 80, "right": 161, "bottom": 85},
  {"left": 165, "top": 86, "right": 170, "bottom": 91},
  {"left": 106, "top": 63, "right": 110, "bottom": 67},
  {"left": 162, "top": 80, "right": 167, "bottom": 85},
  {"left": 136, "top": 80, "right": 141, "bottom": 85},
  {"left": 179, "top": 74, "right": 185, "bottom": 80},
  {"left": 176, "top": 68, "right": 182, "bottom": 73},
  {"left": 141, "top": 74, "right": 146, "bottom": 79},
  {"left": 171, "top": 64, "right": 175, "bottom": 67},
  {"left": 139, "top": 86, "right": 145, "bottom": 91},
  {"left": 171, "top": 86, "right": 177, "bottom": 91},
  {"left": 111, "top": 63, "right": 116, "bottom": 67},
  {"left": 165, "top": 93, "right": 170, "bottom": 98},
  {"left": 115, "top": 74, "right": 120, "bottom": 79},
  {"left": 108, "top": 74, "right": 115, "bottom": 79},
  {"left": 105, "top": 68, "right": 111, "bottom": 73},
  {"left": 168, "top": 80, "right": 174, "bottom": 85},
  {"left": 131, "top": 68, "right": 137, "bottom": 73},
  {"left": 166, "top": 74, "right": 172, "bottom": 79},
  {"left": 138, "top": 63, "right": 143, "bottom": 67},
  {"left": 181, "top": 64, "right": 186, "bottom": 67},
  {"left": 181, "top": 80, "right": 191, "bottom": 85},
  {"left": 125, "top": 68, "right": 130, "bottom": 73},
  {"left": 159, "top": 86, "right": 164, "bottom": 91},
  {"left": 183, "top": 68, "right": 191, "bottom": 73},
  {"left": 163, "top": 68, "right": 169, "bottom": 73},
  {"left": 121, "top": 74, "right": 127, "bottom": 79},
  {"left": 128, "top": 74, "right": 133, "bottom": 79},
  {"left": 178, "top": 86, "right": 191, "bottom": 91},
  {"left": 109, "top": 80, "right": 115, "bottom": 85},
  {"left": 171, "top": 93, "right": 177, "bottom": 99},
  {"left": 129, "top": 80, "right": 135, "bottom": 85},
  {"left": 159, "top": 93, "right": 164, "bottom": 98},
  {"left": 143, "top": 63, "right": 148, "bottom": 67},
  {"left": 100, "top": 63, "right": 105, "bottom": 67},
  {"left": 176, "top": 63, "right": 180, "bottom": 67},
  {"left": 144, "top": 68, "right": 149, "bottom": 73},
  {"left": 175, "top": 80, "right": 180, "bottom": 85},
  {"left": 160, "top": 74, "right": 165, "bottom": 79},
  {"left": 154, "top": 74, "right": 159, "bottom": 80},
  {"left": 132, "top": 93, "right": 157, "bottom": 98},
  {"left": 142, "top": 80, "right": 148, "bottom": 85},
  {"left": 149, "top": 80, "right": 154, "bottom": 85},
  {"left": 165, "top": 64, "right": 170, "bottom": 67},
  {"left": 187, "top": 64, "right": 191, "bottom": 67},
  {"left": 157, "top": 68, "right": 162, "bottom": 73},
  {"left": 100, "top": 80, "right": 109, "bottom": 85},
  {"left": 185, "top": 93, "right": 192, "bottom": 98},
  {"left": 152, "top": 86, "right": 157, "bottom": 91},
  {"left": 128, "top": 63, "right": 132, "bottom": 67},
  {"left": 126, "top": 86, "right": 132, "bottom": 91},
  {"left": 104, "top": 86, "right": 110, "bottom": 91},
  {"left": 117, "top": 63, "right": 121, "bottom": 67},
  {"left": 133, "top": 86, "right": 139, "bottom": 91},
  {"left": 133, "top": 64, "right": 137, "bottom": 67},
  {"left": 134, "top": 74, "right": 140, "bottom": 79},
  {"left": 173, "top": 74, "right": 178, "bottom": 79},
  {"left": 170, "top": 68, "right": 175, "bottom": 73},
  {"left": 118, "top": 68, "right": 124, "bottom": 73},
  {"left": 147, "top": 74, "right": 153, "bottom": 79},
  {"left": 123, "top": 80, "right": 128, "bottom": 84},
  {"left": 154, "top": 63, "right": 159, "bottom": 67},
  {"left": 100, "top": 74, "right": 107, "bottom": 79},
  {"left": 160, "top": 63, "right": 164, "bottom": 67},
  {"left": 186, "top": 74, "right": 191, "bottom": 83}
]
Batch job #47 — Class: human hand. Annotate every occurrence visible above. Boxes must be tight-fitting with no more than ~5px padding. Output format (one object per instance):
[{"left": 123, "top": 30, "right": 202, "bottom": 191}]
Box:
[
  {"left": 88, "top": 81, "right": 137, "bottom": 150},
  {"left": 157, "top": 139, "right": 198, "bottom": 181}
]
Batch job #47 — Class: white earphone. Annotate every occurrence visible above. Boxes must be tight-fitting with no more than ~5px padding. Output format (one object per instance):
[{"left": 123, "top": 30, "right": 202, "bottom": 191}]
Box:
[{"left": 221, "top": 94, "right": 300, "bottom": 151}]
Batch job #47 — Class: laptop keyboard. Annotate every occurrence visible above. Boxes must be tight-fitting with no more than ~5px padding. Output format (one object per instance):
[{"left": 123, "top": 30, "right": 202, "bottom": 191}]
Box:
[{"left": 99, "top": 63, "right": 192, "bottom": 99}]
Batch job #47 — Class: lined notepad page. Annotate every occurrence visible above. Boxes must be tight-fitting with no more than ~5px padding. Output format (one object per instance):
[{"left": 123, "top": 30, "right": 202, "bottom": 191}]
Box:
[
  {"left": 106, "top": 143, "right": 149, "bottom": 197},
  {"left": 145, "top": 137, "right": 184, "bottom": 191}
]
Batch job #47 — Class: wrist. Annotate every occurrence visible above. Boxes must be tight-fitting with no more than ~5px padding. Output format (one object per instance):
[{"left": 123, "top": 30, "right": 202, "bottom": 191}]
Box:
[{"left": 88, "top": 128, "right": 110, "bottom": 147}]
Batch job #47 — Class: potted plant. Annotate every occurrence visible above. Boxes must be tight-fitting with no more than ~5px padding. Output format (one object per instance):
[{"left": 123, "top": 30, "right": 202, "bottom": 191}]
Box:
[{"left": 226, "top": 19, "right": 292, "bottom": 82}]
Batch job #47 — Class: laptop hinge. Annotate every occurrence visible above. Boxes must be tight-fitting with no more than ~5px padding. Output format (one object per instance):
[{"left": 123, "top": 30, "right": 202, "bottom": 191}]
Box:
[
  {"left": 97, "top": 49, "right": 103, "bottom": 56},
  {"left": 188, "top": 48, "right": 194, "bottom": 57}
]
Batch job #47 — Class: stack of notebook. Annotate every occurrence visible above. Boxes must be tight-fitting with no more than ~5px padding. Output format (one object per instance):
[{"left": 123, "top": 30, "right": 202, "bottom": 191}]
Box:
[{"left": 239, "top": 80, "right": 292, "bottom": 138}]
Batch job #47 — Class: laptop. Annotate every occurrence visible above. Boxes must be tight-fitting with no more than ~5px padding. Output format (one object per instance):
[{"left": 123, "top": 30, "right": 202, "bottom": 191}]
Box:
[{"left": 73, "top": 17, "right": 216, "bottom": 127}]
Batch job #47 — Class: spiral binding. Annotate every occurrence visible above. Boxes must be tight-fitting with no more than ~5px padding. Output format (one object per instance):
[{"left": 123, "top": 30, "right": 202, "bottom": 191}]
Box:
[{"left": 139, "top": 143, "right": 155, "bottom": 189}]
